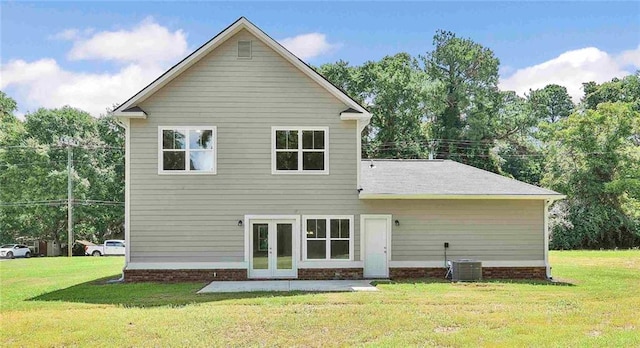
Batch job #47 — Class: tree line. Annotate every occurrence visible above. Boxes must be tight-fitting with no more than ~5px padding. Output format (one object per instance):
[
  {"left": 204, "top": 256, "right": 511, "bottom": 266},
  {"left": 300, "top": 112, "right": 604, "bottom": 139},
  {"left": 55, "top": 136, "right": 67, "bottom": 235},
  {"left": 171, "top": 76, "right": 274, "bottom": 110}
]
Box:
[
  {"left": 1, "top": 97, "right": 124, "bottom": 247},
  {"left": 1, "top": 29, "right": 639, "bottom": 249}
]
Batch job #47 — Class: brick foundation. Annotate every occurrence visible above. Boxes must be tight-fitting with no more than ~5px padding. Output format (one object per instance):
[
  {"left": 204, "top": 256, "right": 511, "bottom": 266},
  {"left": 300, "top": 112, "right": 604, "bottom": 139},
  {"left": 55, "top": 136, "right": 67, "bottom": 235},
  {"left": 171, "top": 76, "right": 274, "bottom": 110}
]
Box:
[
  {"left": 482, "top": 267, "right": 547, "bottom": 279},
  {"left": 124, "top": 269, "right": 247, "bottom": 283},
  {"left": 390, "top": 267, "right": 547, "bottom": 280},
  {"left": 124, "top": 266, "right": 546, "bottom": 282},
  {"left": 390, "top": 267, "right": 448, "bottom": 279},
  {"left": 297, "top": 268, "right": 363, "bottom": 280},
  {"left": 124, "top": 268, "right": 363, "bottom": 282}
]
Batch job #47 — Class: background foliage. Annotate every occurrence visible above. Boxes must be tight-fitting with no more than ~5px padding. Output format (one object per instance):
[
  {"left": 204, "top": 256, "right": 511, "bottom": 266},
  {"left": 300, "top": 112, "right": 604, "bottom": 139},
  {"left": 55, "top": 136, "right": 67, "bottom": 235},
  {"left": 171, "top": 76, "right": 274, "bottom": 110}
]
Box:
[
  {"left": 0, "top": 95, "right": 124, "bottom": 246},
  {"left": 318, "top": 44, "right": 639, "bottom": 249},
  {"left": 1, "top": 30, "right": 638, "bottom": 249}
]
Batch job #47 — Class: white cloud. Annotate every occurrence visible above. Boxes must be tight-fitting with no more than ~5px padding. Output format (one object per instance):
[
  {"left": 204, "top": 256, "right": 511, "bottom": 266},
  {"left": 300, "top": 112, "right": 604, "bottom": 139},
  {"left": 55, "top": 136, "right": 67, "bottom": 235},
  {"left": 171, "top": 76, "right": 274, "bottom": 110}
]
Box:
[
  {"left": 618, "top": 45, "right": 640, "bottom": 68},
  {"left": 1, "top": 58, "right": 164, "bottom": 116},
  {"left": 279, "top": 33, "right": 339, "bottom": 60},
  {"left": 50, "top": 29, "right": 80, "bottom": 41},
  {"left": 50, "top": 28, "right": 96, "bottom": 41},
  {"left": 500, "top": 46, "right": 640, "bottom": 102},
  {"left": 3, "top": 20, "right": 340, "bottom": 115},
  {"left": 1, "top": 18, "right": 188, "bottom": 116},
  {"left": 68, "top": 17, "right": 188, "bottom": 65}
]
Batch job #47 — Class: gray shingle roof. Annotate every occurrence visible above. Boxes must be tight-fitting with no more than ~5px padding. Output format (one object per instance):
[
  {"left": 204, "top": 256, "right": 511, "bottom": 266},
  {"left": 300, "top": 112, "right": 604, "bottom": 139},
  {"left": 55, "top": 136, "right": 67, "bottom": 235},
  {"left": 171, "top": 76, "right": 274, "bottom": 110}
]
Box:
[{"left": 360, "top": 159, "right": 563, "bottom": 198}]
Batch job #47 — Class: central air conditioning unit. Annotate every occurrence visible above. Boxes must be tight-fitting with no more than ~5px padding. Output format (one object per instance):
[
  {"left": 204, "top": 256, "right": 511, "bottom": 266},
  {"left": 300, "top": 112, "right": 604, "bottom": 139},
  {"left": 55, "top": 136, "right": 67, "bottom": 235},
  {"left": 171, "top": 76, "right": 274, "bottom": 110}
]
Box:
[{"left": 451, "top": 259, "right": 482, "bottom": 281}]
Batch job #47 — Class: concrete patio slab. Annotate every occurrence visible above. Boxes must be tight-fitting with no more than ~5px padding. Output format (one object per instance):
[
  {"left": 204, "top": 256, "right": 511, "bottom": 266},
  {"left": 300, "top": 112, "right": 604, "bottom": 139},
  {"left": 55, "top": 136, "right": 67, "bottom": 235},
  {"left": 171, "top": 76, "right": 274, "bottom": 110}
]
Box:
[{"left": 197, "top": 280, "right": 379, "bottom": 293}]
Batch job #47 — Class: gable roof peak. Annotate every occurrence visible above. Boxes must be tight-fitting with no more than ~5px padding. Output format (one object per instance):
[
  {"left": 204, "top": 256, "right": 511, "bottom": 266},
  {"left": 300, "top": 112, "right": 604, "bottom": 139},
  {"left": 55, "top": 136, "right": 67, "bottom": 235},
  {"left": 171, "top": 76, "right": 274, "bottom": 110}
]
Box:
[{"left": 113, "top": 17, "right": 370, "bottom": 118}]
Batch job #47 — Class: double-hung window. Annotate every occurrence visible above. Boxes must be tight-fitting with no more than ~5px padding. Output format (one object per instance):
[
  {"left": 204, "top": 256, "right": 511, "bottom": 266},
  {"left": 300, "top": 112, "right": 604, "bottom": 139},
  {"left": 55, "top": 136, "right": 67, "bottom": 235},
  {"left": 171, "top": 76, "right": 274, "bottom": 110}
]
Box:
[
  {"left": 159, "top": 126, "right": 217, "bottom": 174},
  {"left": 303, "top": 216, "right": 353, "bottom": 260},
  {"left": 272, "top": 127, "right": 328, "bottom": 174}
]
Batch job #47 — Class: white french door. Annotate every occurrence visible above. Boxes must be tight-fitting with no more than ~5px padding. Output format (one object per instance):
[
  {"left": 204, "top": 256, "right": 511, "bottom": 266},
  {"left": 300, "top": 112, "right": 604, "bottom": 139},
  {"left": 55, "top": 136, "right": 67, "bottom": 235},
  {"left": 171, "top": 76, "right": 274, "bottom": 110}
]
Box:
[{"left": 249, "top": 218, "right": 298, "bottom": 278}]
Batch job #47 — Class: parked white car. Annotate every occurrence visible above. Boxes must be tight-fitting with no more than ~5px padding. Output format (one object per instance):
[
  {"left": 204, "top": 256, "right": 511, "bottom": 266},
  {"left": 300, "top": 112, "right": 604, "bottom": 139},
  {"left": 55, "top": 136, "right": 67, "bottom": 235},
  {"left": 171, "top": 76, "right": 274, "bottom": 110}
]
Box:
[
  {"left": 84, "top": 240, "right": 125, "bottom": 256},
  {"left": 0, "top": 244, "right": 32, "bottom": 259}
]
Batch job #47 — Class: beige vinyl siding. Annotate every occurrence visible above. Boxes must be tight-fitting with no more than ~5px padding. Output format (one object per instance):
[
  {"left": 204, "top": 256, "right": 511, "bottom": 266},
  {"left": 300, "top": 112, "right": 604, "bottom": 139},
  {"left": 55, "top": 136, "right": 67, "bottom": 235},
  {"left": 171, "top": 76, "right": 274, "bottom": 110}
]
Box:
[
  {"left": 129, "top": 29, "right": 362, "bottom": 263},
  {"left": 362, "top": 200, "right": 544, "bottom": 261}
]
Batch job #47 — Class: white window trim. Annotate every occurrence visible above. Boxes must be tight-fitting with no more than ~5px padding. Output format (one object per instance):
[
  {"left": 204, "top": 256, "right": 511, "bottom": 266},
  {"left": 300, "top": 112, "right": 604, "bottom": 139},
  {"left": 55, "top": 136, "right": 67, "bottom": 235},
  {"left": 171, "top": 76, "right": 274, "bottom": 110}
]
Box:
[
  {"left": 243, "top": 214, "right": 301, "bottom": 263},
  {"left": 302, "top": 215, "right": 354, "bottom": 261},
  {"left": 157, "top": 126, "right": 217, "bottom": 175},
  {"left": 271, "top": 126, "right": 329, "bottom": 175}
]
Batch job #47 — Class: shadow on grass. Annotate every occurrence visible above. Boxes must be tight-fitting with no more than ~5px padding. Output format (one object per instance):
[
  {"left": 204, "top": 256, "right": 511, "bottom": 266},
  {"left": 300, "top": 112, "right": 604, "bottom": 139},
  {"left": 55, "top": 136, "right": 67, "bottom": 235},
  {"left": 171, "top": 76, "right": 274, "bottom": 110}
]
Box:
[
  {"left": 29, "top": 274, "right": 319, "bottom": 308},
  {"left": 380, "top": 278, "right": 575, "bottom": 287}
]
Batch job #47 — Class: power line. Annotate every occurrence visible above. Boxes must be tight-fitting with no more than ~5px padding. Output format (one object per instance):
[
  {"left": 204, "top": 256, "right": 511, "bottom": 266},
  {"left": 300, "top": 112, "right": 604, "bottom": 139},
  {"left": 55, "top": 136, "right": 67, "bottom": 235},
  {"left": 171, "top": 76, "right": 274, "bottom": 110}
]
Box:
[
  {"left": 362, "top": 144, "right": 611, "bottom": 157},
  {"left": 78, "top": 200, "right": 124, "bottom": 206},
  {"left": 0, "top": 139, "right": 626, "bottom": 162},
  {"left": 0, "top": 145, "right": 124, "bottom": 150},
  {"left": 0, "top": 199, "right": 124, "bottom": 207},
  {"left": 0, "top": 138, "right": 535, "bottom": 150},
  {"left": 0, "top": 200, "right": 67, "bottom": 207}
]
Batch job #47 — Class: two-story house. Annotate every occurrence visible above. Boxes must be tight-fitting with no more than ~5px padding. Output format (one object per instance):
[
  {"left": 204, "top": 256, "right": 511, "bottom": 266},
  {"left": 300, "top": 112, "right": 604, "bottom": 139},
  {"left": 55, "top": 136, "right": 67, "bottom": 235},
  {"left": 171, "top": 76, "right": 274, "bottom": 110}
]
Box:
[{"left": 113, "top": 17, "right": 564, "bottom": 282}]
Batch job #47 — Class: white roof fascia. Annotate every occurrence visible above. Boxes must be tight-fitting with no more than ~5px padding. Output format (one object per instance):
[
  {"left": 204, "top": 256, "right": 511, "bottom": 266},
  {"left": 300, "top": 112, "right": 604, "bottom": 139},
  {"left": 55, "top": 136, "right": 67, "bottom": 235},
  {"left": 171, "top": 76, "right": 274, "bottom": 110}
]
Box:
[
  {"left": 113, "top": 111, "right": 147, "bottom": 119},
  {"left": 359, "top": 193, "right": 567, "bottom": 200},
  {"left": 340, "top": 111, "right": 372, "bottom": 121},
  {"left": 113, "top": 17, "right": 369, "bottom": 116}
]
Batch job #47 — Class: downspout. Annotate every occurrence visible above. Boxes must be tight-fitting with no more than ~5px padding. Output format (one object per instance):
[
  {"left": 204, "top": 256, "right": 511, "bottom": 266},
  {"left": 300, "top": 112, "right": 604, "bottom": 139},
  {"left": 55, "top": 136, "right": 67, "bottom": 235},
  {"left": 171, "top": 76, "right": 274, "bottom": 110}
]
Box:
[
  {"left": 544, "top": 199, "right": 552, "bottom": 280},
  {"left": 356, "top": 116, "right": 371, "bottom": 191}
]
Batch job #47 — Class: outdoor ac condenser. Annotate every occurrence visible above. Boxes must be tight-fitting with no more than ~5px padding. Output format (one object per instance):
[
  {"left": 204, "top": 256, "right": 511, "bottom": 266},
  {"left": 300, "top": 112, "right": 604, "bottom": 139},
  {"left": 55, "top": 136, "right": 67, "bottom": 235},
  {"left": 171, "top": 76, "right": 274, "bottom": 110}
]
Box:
[{"left": 451, "top": 260, "right": 482, "bottom": 281}]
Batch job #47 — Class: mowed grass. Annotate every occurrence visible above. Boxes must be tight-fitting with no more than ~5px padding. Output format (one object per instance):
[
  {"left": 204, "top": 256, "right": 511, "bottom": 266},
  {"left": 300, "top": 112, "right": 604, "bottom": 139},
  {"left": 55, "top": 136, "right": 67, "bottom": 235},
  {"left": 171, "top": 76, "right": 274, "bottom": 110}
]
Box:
[{"left": 1, "top": 251, "right": 639, "bottom": 347}]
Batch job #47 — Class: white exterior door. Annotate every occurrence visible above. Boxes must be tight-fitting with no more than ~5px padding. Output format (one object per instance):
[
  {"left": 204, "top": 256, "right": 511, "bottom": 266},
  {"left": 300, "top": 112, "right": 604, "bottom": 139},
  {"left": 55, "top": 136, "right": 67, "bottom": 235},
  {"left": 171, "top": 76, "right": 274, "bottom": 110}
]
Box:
[
  {"left": 361, "top": 215, "right": 391, "bottom": 278},
  {"left": 248, "top": 218, "right": 298, "bottom": 279}
]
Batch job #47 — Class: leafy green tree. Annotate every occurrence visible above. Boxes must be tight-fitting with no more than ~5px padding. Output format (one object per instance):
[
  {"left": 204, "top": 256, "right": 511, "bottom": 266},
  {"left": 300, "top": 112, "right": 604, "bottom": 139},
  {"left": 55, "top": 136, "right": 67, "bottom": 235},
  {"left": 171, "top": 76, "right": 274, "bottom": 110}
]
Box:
[
  {"left": 319, "top": 54, "right": 436, "bottom": 159},
  {"left": 0, "top": 98, "right": 124, "bottom": 245},
  {"left": 86, "top": 115, "right": 125, "bottom": 239},
  {"left": 317, "top": 60, "right": 367, "bottom": 106},
  {"left": 544, "top": 102, "right": 640, "bottom": 248},
  {"left": 360, "top": 53, "right": 433, "bottom": 158},
  {"left": 317, "top": 60, "right": 375, "bottom": 157},
  {"left": 494, "top": 88, "right": 565, "bottom": 185},
  {"left": 527, "top": 84, "right": 574, "bottom": 123},
  {"left": 0, "top": 92, "right": 28, "bottom": 242},
  {"left": 320, "top": 34, "right": 538, "bottom": 174},
  {"left": 496, "top": 141, "right": 544, "bottom": 185},
  {"left": 421, "top": 30, "right": 501, "bottom": 163},
  {"left": 582, "top": 72, "right": 640, "bottom": 111},
  {"left": 0, "top": 91, "right": 18, "bottom": 119}
]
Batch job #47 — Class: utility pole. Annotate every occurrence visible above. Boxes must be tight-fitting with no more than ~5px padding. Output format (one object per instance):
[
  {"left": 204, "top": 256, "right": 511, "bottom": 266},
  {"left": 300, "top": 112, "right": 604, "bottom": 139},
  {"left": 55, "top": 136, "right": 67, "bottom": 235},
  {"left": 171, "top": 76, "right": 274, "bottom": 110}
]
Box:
[
  {"left": 428, "top": 140, "right": 438, "bottom": 160},
  {"left": 61, "top": 137, "right": 77, "bottom": 257}
]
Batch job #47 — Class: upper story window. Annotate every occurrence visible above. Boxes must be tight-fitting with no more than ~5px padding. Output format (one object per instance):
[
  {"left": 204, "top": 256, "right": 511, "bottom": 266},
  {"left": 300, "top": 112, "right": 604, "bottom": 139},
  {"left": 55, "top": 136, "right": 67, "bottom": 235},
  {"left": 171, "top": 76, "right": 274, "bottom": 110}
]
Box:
[
  {"left": 272, "top": 127, "right": 328, "bottom": 174},
  {"left": 158, "top": 126, "right": 217, "bottom": 174}
]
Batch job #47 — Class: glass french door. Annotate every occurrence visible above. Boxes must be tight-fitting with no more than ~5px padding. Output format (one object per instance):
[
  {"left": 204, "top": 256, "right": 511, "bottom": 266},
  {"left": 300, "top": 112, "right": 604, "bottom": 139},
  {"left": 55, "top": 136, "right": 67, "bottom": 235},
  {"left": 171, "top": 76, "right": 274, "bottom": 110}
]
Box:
[{"left": 250, "top": 220, "right": 296, "bottom": 278}]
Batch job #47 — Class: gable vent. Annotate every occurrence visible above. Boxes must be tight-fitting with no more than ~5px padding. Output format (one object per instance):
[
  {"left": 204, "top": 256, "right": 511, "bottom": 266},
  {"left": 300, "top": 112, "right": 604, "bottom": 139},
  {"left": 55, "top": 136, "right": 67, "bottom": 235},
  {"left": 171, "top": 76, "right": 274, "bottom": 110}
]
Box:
[{"left": 238, "top": 40, "right": 252, "bottom": 59}]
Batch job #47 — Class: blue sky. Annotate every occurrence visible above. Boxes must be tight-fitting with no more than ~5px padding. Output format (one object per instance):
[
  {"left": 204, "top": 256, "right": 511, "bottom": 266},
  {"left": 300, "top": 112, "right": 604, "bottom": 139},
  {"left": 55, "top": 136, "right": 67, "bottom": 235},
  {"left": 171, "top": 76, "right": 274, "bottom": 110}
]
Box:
[{"left": 2, "top": 1, "right": 639, "bottom": 115}]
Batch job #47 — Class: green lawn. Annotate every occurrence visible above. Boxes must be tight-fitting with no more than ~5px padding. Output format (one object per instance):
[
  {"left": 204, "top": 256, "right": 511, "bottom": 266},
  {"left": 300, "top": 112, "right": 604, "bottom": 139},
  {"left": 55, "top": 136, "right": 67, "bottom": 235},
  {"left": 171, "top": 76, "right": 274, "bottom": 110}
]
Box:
[{"left": 1, "top": 251, "right": 639, "bottom": 347}]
